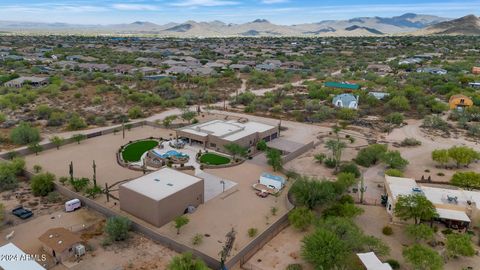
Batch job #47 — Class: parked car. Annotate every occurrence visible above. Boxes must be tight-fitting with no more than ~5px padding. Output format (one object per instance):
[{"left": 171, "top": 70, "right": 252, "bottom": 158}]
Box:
[{"left": 12, "top": 206, "right": 33, "bottom": 219}]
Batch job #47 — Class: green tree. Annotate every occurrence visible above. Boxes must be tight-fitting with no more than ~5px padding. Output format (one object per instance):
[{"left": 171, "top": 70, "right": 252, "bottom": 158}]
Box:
[
  {"left": 30, "top": 172, "right": 55, "bottom": 196},
  {"left": 256, "top": 140, "right": 267, "bottom": 151},
  {"left": 181, "top": 110, "right": 196, "bottom": 124},
  {"left": 448, "top": 146, "right": 479, "bottom": 168},
  {"left": 266, "top": 148, "right": 283, "bottom": 172},
  {"left": 386, "top": 96, "right": 410, "bottom": 111},
  {"left": 394, "top": 194, "right": 437, "bottom": 224},
  {"left": 105, "top": 216, "right": 131, "bottom": 241},
  {"left": 446, "top": 233, "right": 475, "bottom": 258},
  {"left": 355, "top": 144, "right": 388, "bottom": 167},
  {"left": 0, "top": 159, "right": 24, "bottom": 191},
  {"left": 288, "top": 207, "right": 315, "bottom": 231},
  {"left": 301, "top": 228, "right": 349, "bottom": 270},
  {"left": 162, "top": 115, "right": 177, "bottom": 128},
  {"left": 71, "top": 134, "right": 87, "bottom": 144},
  {"left": 9, "top": 122, "right": 40, "bottom": 145},
  {"left": 451, "top": 171, "right": 480, "bottom": 190},
  {"left": 431, "top": 149, "right": 450, "bottom": 168},
  {"left": 381, "top": 150, "right": 409, "bottom": 170},
  {"left": 290, "top": 176, "right": 336, "bottom": 209},
  {"left": 403, "top": 244, "right": 443, "bottom": 270},
  {"left": 223, "top": 143, "right": 248, "bottom": 160},
  {"left": 167, "top": 252, "right": 209, "bottom": 270},
  {"left": 28, "top": 143, "right": 43, "bottom": 155},
  {"left": 174, "top": 215, "right": 189, "bottom": 235},
  {"left": 50, "top": 136, "right": 65, "bottom": 150},
  {"left": 405, "top": 224, "right": 434, "bottom": 242}
]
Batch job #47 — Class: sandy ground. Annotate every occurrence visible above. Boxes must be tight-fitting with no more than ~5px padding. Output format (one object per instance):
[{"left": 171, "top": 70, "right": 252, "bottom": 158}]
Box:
[
  {"left": 25, "top": 126, "right": 173, "bottom": 188},
  {"left": 243, "top": 225, "right": 312, "bottom": 270},
  {"left": 155, "top": 161, "right": 291, "bottom": 259}
]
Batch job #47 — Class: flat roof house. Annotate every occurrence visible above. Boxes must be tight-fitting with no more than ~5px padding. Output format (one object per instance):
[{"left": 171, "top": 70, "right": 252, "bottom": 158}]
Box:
[
  {"left": 176, "top": 119, "right": 279, "bottom": 153},
  {"left": 120, "top": 168, "right": 204, "bottom": 227},
  {"left": 4, "top": 76, "right": 49, "bottom": 88},
  {"left": 384, "top": 176, "right": 480, "bottom": 229}
]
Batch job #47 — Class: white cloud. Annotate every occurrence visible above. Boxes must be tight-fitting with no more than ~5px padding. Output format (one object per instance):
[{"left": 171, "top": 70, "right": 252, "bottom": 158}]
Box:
[
  {"left": 171, "top": 0, "right": 239, "bottom": 7},
  {"left": 112, "top": 3, "right": 159, "bottom": 11}
]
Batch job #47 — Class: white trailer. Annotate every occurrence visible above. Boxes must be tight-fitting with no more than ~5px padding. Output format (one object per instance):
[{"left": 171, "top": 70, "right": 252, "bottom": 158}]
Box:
[
  {"left": 65, "top": 199, "right": 81, "bottom": 212},
  {"left": 259, "top": 173, "right": 285, "bottom": 190}
]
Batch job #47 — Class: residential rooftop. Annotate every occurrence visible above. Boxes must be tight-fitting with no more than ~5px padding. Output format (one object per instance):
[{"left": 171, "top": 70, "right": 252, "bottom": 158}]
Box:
[{"left": 121, "top": 168, "right": 203, "bottom": 201}]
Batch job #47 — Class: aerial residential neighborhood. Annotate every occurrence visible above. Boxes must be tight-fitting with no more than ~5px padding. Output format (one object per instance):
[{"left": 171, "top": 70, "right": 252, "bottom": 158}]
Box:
[{"left": 0, "top": 1, "right": 479, "bottom": 270}]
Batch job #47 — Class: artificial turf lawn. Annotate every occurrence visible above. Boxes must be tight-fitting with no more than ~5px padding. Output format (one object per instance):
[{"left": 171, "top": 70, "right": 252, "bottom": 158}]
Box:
[
  {"left": 199, "top": 153, "right": 231, "bottom": 165},
  {"left": 121, "top": 140, "right": 159, "bottom": 162}
]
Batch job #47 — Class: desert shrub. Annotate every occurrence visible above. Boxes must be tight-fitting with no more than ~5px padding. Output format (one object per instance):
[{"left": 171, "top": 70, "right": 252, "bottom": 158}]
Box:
[
  {"left": 9, "top": 122, "right": 40, "bottom": 145},
  {"left": 105, "top": 216, "right": 131, "bottom": 241},
  {"left": 382, "top": 226, "right": 393, "bottom": 235},
  {"left": 386, "top": 259, "right": 400, "bottom": 269},
  {"left": 192, "top": 234, "right": 203, "bottom": 246},
  {"left": 355, "top": 144, "right": 388, "bottom": 167},
  {"left": 324, "top": 158, "right": 337, "bottom": 168},
  {"left": 338, "top": 163, "right": 360, "bottom": 178},
  {"left": 247, "top": 228, "right": 258, "bottom": 238},
  {"left": 30, "top": 172, "right": 55, "bottom": 196},
  {"left": 400, "top": 138, "right": 421, "bottom": 147},
  {"left": 385, "top": 169, "right": 404, "bottom": 177},
  {"left": 384, "top": 112, "right": 404, "bottom": 125}
]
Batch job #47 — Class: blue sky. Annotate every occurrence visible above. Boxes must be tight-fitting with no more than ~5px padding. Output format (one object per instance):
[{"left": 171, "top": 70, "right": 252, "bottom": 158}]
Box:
[{"left": 0, "top": 0, "right": 478, "bottom": 25}]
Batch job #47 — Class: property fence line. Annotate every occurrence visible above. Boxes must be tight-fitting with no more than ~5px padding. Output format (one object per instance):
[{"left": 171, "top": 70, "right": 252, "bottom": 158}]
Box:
[
  {"left": 53, "top": 183, "right": 223, "bottom": 269},
  {"left": 282, "top": 141, "right": 314, "bottom": 163}
]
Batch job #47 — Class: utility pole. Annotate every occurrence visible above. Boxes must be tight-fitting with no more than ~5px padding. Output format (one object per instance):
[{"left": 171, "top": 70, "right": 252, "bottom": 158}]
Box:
[
  {"left": 122, "top": 121, "right": 125, "bottom": 139},
  {"left": 105, "top": 183, "right": 110, "bottom": 202}
]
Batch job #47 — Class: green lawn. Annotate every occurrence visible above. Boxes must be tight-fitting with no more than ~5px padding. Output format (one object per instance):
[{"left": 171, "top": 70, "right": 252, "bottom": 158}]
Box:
[
  {"left": 199, "top": 153, "right": 231, "bottom": 165},
  {"left": 121, "top": 140, "right": 159, "bottom": 162}
]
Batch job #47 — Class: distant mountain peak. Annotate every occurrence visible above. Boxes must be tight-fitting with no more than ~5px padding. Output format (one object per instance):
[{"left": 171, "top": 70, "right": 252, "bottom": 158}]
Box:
[
  {"left": 424, "top": 14, "right": 480, "bottom": 35},
  {"left": 252, "top": 19, "right": 269, "bottom": 23}
]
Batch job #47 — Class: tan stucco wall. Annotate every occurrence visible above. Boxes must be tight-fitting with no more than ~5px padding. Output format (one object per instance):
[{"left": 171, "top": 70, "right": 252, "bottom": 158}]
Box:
[{"left": 119, "top": 179, "right": 204, "bottom": 227}]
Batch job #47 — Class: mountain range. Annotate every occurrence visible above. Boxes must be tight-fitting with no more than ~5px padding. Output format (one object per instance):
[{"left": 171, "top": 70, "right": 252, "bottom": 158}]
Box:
[{"left": 0, "top": 13, "right": 478, "bottom": 37}]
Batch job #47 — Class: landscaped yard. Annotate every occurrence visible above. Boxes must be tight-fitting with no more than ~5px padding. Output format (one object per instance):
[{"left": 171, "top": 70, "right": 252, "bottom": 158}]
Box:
[
  {"left": 199, "top": 153, "right": 231, "bottom": 165},
  {"left": 121, "top": 140, "right": 159, "bottom": 162}
]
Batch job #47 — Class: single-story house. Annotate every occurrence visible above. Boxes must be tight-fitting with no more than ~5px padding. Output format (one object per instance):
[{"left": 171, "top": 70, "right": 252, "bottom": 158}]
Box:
[
  {"left": 4, "top": 76, "right": 49, "bottom": 88},
  {"left": 39, "top": 227, "right": 83, "bottom": 263},
  {"left": 384, "top": 176, "right": 476, "bottom": 229},
  {"left": 176, "top": 119, "right": 279, "bottom": 153},
  {"left": 449, "top": 94, "right": 473, "bottom": 110},
  {"left": 416, "top": 67, "right": 447, "bottom": 75},
  {"left": 332, "top": 93, "right": 359, "bottom": 109},
  {"left": 120, "top": 168, "right": 204, "bottom": 227},
  {"left": 398, "top": 58, "right": 423, "bottom": 65}
]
